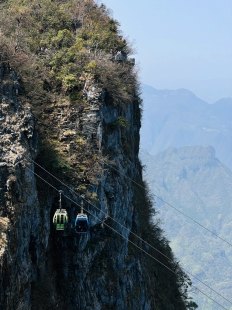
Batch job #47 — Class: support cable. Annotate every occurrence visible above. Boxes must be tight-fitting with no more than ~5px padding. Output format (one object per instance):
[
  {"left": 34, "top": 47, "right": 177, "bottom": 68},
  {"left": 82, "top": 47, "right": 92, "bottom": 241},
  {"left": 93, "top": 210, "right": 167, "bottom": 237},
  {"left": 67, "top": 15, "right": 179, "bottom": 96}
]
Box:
[
  {"left": 27, "top": 166, "right": 230, "bottom": 310},
  {"left": 24, "top": 158, "right": 232, "bottom": 307},
  {"left": 30, "top": 117, "right": 232, "bottom": 249}
]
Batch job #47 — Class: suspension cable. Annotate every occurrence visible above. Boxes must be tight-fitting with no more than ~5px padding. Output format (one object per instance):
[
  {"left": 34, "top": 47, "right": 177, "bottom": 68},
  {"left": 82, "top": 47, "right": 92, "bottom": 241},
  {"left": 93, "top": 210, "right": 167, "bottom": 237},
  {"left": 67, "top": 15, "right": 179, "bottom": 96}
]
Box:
[
  {"left": 27, "top": 166, "right": 230, "bottom": 310},
  {"left": 24, "top": 158, "right": 232, "bottom": 307},
  {"left": 31, "top": 116, "right": 232, "bottom": 249}
]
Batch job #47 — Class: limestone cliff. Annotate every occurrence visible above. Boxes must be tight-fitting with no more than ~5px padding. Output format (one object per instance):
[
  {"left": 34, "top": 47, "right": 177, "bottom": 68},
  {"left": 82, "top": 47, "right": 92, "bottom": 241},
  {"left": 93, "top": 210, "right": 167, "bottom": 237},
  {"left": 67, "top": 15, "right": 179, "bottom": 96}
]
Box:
[{"left": 0, "top": 1, "right": 195, "bottom": 309}]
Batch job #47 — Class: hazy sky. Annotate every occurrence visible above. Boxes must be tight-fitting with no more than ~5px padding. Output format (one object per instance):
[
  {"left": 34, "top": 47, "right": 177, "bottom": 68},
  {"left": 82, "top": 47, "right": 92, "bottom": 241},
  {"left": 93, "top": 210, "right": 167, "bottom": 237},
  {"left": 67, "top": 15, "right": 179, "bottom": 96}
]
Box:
[{"left": 101, "top": 0, "right": 232, "bottom": 103}]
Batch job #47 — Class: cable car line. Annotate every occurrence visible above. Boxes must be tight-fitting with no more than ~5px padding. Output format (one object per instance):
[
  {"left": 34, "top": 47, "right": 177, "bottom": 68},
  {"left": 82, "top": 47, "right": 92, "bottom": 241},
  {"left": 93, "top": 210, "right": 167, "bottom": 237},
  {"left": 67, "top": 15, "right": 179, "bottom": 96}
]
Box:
[
  {"left": 25, "top": 159, "right": 232, "bottom": 307},
  {"left": 14, "top": 112, "right": 231, "bottom": 305},
  {"left": 30, "top": 116, "right": 232, "bottom": 249},
  {"left": 26, "top": 166, "right": 230, "bottom": 310},
  {"left": 24, "top": 156, "right": 232, "bottom": 305},
  {"left": 24, "top": 150, "right": 232, "bottom": 250}
]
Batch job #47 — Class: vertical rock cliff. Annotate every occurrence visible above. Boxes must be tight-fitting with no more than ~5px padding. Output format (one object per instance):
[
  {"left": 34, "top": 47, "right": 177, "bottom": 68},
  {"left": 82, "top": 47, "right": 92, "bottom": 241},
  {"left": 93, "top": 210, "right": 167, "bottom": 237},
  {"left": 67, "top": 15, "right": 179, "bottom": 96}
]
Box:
[
  {"left": 0, "top": 63, "right": 38, "bottom": 309},
  {"left": 0, "top": 1, "right": 196, "bottom": 309}
]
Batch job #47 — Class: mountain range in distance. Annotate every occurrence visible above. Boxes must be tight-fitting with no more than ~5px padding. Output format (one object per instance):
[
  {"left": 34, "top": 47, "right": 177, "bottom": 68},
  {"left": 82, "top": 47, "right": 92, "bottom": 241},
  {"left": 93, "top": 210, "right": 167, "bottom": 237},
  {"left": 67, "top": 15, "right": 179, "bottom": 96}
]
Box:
[
  {"left": 141, "top": 84, "right": 232, "bottom": 170},
  {"left": 140, "top": 84, "right": 232, "bottom": 309}
]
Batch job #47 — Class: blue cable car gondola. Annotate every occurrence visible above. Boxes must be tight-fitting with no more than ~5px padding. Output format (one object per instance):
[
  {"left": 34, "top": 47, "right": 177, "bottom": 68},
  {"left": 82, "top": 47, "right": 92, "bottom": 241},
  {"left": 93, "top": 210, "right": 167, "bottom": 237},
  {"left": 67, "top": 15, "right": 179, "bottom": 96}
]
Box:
[{"left": 75, "top": 200, "right": 89, "bottom": 233}]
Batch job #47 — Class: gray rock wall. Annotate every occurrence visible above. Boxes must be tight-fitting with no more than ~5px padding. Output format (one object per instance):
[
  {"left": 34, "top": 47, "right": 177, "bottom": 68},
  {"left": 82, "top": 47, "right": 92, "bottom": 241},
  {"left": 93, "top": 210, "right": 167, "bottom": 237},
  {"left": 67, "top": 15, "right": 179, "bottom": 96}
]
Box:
[{"left": 0, "top": 63, "right": 39, "bottom": 309}]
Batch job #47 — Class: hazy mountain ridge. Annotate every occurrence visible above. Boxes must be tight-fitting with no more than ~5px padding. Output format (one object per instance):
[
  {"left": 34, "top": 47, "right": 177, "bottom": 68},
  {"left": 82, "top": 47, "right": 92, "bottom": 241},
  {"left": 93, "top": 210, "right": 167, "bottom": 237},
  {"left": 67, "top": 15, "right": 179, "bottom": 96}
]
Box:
[
  {"left": 140, "top": 146, "right": 232, "bottom": 310},
  {"left": 141, "top": 84, "right": 232, "bottom": 169}
]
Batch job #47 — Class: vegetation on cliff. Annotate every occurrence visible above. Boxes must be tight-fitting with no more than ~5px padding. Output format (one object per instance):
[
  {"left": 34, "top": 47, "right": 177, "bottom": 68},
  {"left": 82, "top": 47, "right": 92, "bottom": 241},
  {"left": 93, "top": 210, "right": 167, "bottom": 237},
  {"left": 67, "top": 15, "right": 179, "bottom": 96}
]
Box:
[
  {"left": 0, "top": 0, "right": 136, "bottom": 102},
  {"left": 0, "top": 0, "right": 138, "bottom": 196}
]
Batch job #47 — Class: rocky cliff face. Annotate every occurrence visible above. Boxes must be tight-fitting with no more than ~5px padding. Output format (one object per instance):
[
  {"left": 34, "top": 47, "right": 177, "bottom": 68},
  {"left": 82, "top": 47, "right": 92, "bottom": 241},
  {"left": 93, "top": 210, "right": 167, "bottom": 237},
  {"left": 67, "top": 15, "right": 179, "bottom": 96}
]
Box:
[
  {"left": 0, "top": 1, "right": 193, "bottom": 309},
  {"left": 0, "top": 61, "right": 152, "bottom": 310},
  {"left": 0, "top": 61, "right": 190, "bottom": 310}
]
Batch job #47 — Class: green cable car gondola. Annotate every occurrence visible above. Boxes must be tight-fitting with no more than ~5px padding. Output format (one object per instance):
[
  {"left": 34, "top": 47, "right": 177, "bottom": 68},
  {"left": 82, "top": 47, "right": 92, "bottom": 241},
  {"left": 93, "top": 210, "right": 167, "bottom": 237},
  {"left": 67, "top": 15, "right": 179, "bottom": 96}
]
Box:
[{"left": 53, "top": 190, "right": 68, "bottom": 231}]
